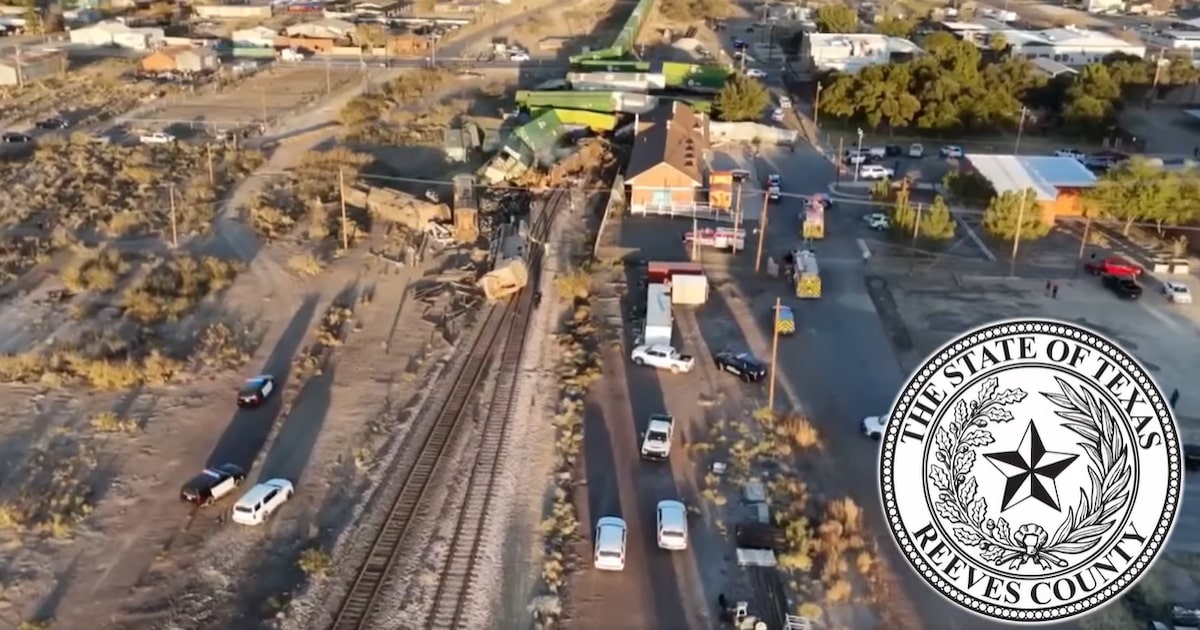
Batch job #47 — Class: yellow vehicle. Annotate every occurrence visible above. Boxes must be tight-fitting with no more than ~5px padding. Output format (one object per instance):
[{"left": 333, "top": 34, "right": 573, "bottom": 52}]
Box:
[
  {"left": 802, "top": 205, "right": 825, "bottom": 240},
  {"left": 775, "top": 305, "right": 795, "bottom": 335},
  {"left": 794, "top": 250, "right": 821, "bottom": 298}
]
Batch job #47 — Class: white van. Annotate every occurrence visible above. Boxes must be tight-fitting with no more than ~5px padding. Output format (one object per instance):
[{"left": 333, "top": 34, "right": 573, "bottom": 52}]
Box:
[
  {"left": 656, "top": 500, "right": 688, "bottom": 550},
  {"left": 232, "top": 478, "right": 294, "bottom": 526},
  {"left": 593, "top": 516, "right": 627, "bottom": 570}
]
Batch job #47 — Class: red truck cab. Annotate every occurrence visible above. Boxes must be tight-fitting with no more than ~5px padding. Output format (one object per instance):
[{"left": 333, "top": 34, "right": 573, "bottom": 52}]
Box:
[{"left": 1084, "top": 256, "right": 1142, "bottom": 278}]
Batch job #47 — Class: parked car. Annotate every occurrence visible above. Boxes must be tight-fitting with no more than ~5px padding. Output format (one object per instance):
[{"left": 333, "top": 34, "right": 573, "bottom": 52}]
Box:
[
  {"left": 864, "top": 213, "right": 891, "bottom": 230},
  {"left": 940, "top": 145, "right": 964, "bottom": 158},
  {"left": 884, "top": 144, "right": 903, "bottom": 157},
  {"left": 778, "top": 96, "right": 792, "bottom": 109},
  {"left": 1054, "top": 148, "right": 1087, "bottom": 161},
  {"left": 2, "top": 131, "right": 31, "bottom": 143},
  {"left": 745, "top": 68, "right": 767, "bottom": 79},
  {"left": 714, "top": 350, "right": 768, "bottom": 382},
  {"left": 656, "top": 500, "right": 689, "bottom": 550},
  {"left": 1102, "top": 274, "right": 1143, "bottom": 299},
  {"left": 858, "top": 164, "right": 894, "bottom": 180},
  {"left": 232, "top": 478, "right": 294, "bottom": 525},
  {"left": 731, "top": 169, "right": 750, "bottom": 183},
  {"left": 593, "top": 516, "right": 627, "bottom": 571},
  {"left": 843, "top": 151, "right": 869, "bottom": 166},
  {"left": 908, "top": 143, "right": 924, "bottom": 158},
  {"left": 630, "top": 344, "right": 695, "bottom": 374},
  {"left": 1084, "top": 255, "right": 1142, "bottom": 277},
  {"left": 35, "top": 117, "right": 68, "bottom": 130},
  {"left": 237, "top": 375, "right": 277, "bottom": 408},
  {"left": 180, "top": 464, "right": 246, "bottom": 506},
  {"left": 770, "top": 108, "right": 784, "bottom": 122},
  {"left": 509, "top": 52, "right": 530, "bottom": 61},
  {"left": 139, "top": 132, "right": 176, "bottom": 144},
  {"left": 861, "top": 414, "right": 888, "bottom": 439},
  {"left": 1162, "top": 280, "right": 1193, "bottom": 304}
]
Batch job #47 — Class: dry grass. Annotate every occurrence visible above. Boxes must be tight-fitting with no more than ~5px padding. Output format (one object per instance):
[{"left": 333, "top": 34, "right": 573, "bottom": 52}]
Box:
[
  {"left": 121, "top": 255, "right": 241, "bottom": 324},
  {"left": 89, "top": 410, "right": 141, "bottom": 434},
  {"left": 287, "top": 252, "right": 327, "bottom": 277},
  {"left": 293, "top": 302, "right": 356, "bottom": 378},
  {"left": 297, "top": 548, "right": 332, "bottom": 577},
  {"left": 0, "top": 349, "right": 181, "bottom": 390},
  {"left": 248, "top": 148, "right": 373, "bottom": 243},
  {"left": 0, "top": 58, "right": 182, "bottom": 125},
  {"left": 553, "top": 268, "right": 593, "bottom": 301},
  {"left": 191, "top": 322, "right": 253, "bottom": 372},
  {"left": 338, "top": 68, "right": 453, "bottom": 138},
  {"left": 0, "top": 435, "right": 99, "bottom": 539},
  {"left": 61, "top": 247, "right": 133, "bottom": 293}
]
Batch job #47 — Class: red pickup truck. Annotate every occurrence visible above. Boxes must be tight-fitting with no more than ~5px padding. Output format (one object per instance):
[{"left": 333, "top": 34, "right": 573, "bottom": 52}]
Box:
[{"left": 1084, "top": 256, "right": 1142, "bottom": 278}]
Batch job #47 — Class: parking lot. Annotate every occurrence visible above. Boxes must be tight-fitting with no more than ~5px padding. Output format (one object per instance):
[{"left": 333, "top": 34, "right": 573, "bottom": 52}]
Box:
[{"left": 122, "top": 65, "right": 360, "bottom": 137}]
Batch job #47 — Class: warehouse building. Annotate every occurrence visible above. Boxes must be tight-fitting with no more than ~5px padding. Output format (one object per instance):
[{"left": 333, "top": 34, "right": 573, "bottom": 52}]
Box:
[{"left": 0, "top": 49, "right": 66, "bottom": 86}]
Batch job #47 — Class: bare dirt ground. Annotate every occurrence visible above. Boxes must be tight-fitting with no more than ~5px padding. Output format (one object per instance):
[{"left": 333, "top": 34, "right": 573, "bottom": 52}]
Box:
[
  {"left": 121, "top": 65, "right": 361, "bottom": 137},
  {"left": 0, "top": 58, "right": 181, "bottom": 129}
]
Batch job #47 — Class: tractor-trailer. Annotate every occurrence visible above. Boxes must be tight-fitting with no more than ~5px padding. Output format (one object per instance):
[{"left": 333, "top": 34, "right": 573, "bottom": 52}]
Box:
[{"left": 645, "top": 282, "right": 673, "bottom": 346}]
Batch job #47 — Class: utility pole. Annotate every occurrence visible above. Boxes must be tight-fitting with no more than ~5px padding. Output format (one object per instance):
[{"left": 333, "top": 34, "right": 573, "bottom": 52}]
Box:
[
  {"left": 206, "top": 143, "right": 215, "bottom": 185},
  {"left": 1009, "top": 188, "right": 1030, "bottom": 276},
  {"left": 1014, "top": 107, "right": 1027, "bottom": 155},
  {"left": 338, "top": 168, "right": 349, "bottom": 251},
  {"left": 813, "top": 81, "right": 823, "bottom": 127},
  {"left": 853, "top": 128, "right": 864, "bottom": 183},
  {"left": 691, "top": 211, "right": 700, "bottom": 261},
  {"left": 14, "top": 46, "right": 23, "bottom": 89},
  {"left": 911, "top": 202, "right": 922, "bottom": 247},
  {"left": 1075, "top": 213, "right": 1092, "bottom": 276},
  {"left": 168, "top": 184, "right": 178, "bottom": 248},
  {"left": 836, "top": 136, "right": 844, "bottom": 182},
  {"left": 731, "top": 182, "right": 743, "bottom": 253},
  {"left": 767, "top": 297, "right": 781, "bottom": 412},
  {"left": 259, "top": 89, "right": 267, "bottom": 125},
  {"left": 754, "top": 191, "right": 770, "bottom": 274},
  {"left": 325, "top": 54, "right": 332, "bottom": 94}
]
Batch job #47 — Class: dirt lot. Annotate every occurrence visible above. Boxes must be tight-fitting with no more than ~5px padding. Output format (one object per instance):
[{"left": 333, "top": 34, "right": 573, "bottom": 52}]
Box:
[
  {"left": 0, "top": 58, "right": 183, "bottom": 129},
  {"left": 123, "top": 65, "right": 360, "bottom": 137}
]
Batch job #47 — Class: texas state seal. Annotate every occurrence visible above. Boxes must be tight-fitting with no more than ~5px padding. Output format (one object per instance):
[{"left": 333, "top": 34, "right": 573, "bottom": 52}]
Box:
[{"left": 879, "top": 319, "right": 1182, "bottom": 622}]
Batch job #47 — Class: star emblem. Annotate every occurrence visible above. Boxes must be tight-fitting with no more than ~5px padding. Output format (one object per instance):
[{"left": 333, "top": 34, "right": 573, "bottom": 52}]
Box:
[{"left": 984, "top": 421, "right": 1079, "bottom": 512}]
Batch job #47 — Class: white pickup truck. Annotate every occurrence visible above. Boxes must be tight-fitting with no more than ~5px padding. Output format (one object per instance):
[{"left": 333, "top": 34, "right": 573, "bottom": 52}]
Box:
[
  {"left": 631, "top": 344, "right": 695, "bottom": 374},
  {"left": 640, "top": 414, "right": 675, "bottom": 460},
  {"left": 139, "top": 132, "right": 176, "bottom": 144}
]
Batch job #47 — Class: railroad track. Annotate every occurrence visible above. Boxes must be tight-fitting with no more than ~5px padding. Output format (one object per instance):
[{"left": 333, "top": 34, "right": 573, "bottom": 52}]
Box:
[
  {"left": 328, "top": 189, "right": 563, "bottom": 630},
  {"left": 425, "top": 190, "right": 563, "bottom": 628}
]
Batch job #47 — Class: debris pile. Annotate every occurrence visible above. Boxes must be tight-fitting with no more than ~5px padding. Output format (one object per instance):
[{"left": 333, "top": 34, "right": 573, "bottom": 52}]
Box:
[
  {"left": 343, "top": 185, "right": 452, "bottom": 231},
  {"left": 412, "top": 260, "right": 484, "bottom": 343},
  {"left": 477, "top": 259, "right": 529, "bottom": 301},
  {"left": 513, "top": 138, "right": 615, "bottom": 189}
]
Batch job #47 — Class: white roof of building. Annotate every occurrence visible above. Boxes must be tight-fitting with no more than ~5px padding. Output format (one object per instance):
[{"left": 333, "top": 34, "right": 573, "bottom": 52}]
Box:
[
  {"left": 1040, "top": 26, "right": 1134, "bottom": 47},
  {"left": 997, "top": 29, "right": 1052, "bottom": 47},
  {"left": 885, "top": 36, "right": 922, "bottom": 54},
  {"left": 966, "top": 154, "right": 1097, "bottom": 201},
  {"left": 941, "top": 20, "right": 989, "bottom": 31},
  {"left": 807, "top": 32, "right": 920, "bottom": 53},
  {"left": 1030, "top": 57, "right": 1078, "bottom": 77},
  {"left": 81, "top": 20, "right": 134, "bottom": 33}
]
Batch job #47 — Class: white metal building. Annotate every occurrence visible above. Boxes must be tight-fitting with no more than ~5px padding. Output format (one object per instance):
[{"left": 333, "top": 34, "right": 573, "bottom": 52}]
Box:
[
  {"left": 1003, "top": 26, "right": 1146, "bottom": 65},
  {"left": 644, "top": 283, "right": 673, "bottom": 347},
  {"left": 800, "top": 33, "right": 921, "bottom": 73},
  {"left": 231, "top": 26, "right": 278, "bottom": 48},
  {"left": 68, "top": 20, "right": 164, "bottom": 50},
  {"left": 284, "top": 18, "right": 355, "bottom": 40},
  {"left": 1143, "top": 30, "right": 1200, "bottom": 54}
]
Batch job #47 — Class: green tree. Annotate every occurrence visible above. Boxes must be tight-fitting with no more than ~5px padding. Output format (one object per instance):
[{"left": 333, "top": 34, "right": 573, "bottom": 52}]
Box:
[
  {"left": 982, "top": 188, "right": 1050, "bottom": 241},
  {"left": 889, "top": 182, "right": 917, "bottom": 235},
  {"left": 988, "top": 33, "right": 1008, "bottom": 55},
  {"left": 815, "top": 4, "right": 857, "bottom": 33},
  {"left": 942, "top": 170, "right": 994, "bottom": 205},
  {"left": 1086, "top": 158, "right": 1182, "bottom": 236},
  {"left": 919, "top": 195, "right": 957, "bottom": 240},
  {"left": 714, "top": 74, "right": 770, "bottom": 121},
  {"left": 875, "top": 16, "right": 914, "bottom": 38}
]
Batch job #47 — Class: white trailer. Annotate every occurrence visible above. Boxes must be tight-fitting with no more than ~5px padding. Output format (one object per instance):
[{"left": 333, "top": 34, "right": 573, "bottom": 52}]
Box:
[{"left": 645, "top": 283, "right": 673, "bottom": 346}]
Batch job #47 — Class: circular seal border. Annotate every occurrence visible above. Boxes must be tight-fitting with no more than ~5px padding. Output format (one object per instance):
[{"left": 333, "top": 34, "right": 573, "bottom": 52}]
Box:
[{"left": 878, "top": 318, "right": 1183, "bottom": 623}]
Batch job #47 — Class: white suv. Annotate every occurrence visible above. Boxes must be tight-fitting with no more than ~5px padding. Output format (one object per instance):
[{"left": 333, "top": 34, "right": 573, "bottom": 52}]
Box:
[
  {"left": 232, "top": 479, "right": 294, "bottom": 525},
  {"left": 656, "top": 500, "right": 688, "bottom": 550},
  {"left": 858, "top": 164, "right": 893, "bottom": 180}
]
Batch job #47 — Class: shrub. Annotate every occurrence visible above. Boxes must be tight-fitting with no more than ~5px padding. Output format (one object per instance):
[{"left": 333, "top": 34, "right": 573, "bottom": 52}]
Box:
[
  {"left": 192, "top": 322, "right": 252, "bottom": 371},
  {"left": 62, "top": 248, "right": 130, "bottom": 293},
  {"left": 288, "top": 253, "right": 327, "bottom": 277},
  {"left": 297, "top": 548, "right": 332, "bottom": 577},
  {"left": 121, "top": 255, "right": 241, "bottom": 324},
  {"left": 554, "top": 268, "right": 592, "bottom": 300},
  {"left": 89, "top": 411, "right": 140, "bottom": 433},
  {"left": 0, "top": 437, "right": 98, "bottom": 538}
]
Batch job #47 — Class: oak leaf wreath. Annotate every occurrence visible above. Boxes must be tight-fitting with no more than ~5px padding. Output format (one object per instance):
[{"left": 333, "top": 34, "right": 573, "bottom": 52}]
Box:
[{"left": 928, "top": 376, "right": 1132, "bottom": 570}]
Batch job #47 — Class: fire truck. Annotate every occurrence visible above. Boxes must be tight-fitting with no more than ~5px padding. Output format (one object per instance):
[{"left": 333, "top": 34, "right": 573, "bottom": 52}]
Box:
[
  {"left": 784, "top": 249, "right": 821, "bottom": 298},
  {"left": 683, "top": 227, "right": 746, "bottom": 251}
]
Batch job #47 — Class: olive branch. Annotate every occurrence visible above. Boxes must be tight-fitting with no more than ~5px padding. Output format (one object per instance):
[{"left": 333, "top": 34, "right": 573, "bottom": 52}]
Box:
[{"left": 929, "top": 377, "right": 1131, "bottom": 570}]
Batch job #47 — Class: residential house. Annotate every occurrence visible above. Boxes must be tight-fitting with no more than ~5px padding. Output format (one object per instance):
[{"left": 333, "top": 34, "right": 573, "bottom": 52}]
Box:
[
  {"left": 284, "top": 18, "right": 355, "bottom": 40},
  {"left": 174, "top": 47, "right": 220, "bottom": 72},
  {"left": 625, "top": 102, "right": 710, "bottom": 215},
  {"left": 1143, "top": 29, "right": 1200, "bottom": 54},
  {"left": 231, "top": 25, "right": 278, "bottom": 48},
  {"left": 800, "top": 33, "right": 922, "bottom": 73},
  {"left": 69, "top": 19, "right": 164, "bottom": 50},
  {"left": 352, "top": 1, "right": 404, "bottom": 17},
  {"left": 0, "top": 49, "right": 65, "bottom": 86},
  {"left": 140, "top": 45, "right": 190, "bottom": 72}
]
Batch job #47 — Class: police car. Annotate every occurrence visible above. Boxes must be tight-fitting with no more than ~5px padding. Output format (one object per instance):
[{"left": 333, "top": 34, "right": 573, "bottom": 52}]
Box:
[
  {"left": 180, "top": 464, "right": 246, "bottom": 506},
  {"left": 714, "top": 351, "right": 768, "bottom": 382},
  {"left": 237, "top": 375, "right": 276, "bottom": 408}
]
